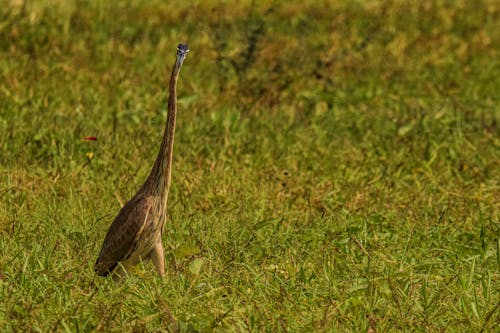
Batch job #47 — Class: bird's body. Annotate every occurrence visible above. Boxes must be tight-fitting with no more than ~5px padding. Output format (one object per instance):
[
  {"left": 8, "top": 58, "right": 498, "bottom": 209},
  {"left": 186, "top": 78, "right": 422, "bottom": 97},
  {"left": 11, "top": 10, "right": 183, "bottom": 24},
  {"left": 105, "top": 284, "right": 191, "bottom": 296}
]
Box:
[
  {"left": 93, "top": 188, "right": 162, "bottom": 276},
  {"left": 94, "top": 43, "right": 189, "bottom": 278}
]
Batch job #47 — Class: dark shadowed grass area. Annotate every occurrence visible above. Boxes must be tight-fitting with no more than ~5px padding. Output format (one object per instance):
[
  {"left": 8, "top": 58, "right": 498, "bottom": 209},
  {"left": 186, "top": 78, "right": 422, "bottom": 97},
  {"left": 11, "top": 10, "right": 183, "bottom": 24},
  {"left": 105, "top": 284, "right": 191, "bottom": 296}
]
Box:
[{"left": 0, "top": 0, "right": 499, "bottom": 331}]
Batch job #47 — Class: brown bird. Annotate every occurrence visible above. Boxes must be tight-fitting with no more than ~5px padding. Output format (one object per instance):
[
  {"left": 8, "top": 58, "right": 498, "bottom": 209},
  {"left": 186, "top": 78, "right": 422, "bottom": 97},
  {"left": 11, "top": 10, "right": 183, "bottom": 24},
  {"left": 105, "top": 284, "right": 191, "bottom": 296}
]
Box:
[{"left": 94, "top": 43, "right": 190, "bottom": 279}]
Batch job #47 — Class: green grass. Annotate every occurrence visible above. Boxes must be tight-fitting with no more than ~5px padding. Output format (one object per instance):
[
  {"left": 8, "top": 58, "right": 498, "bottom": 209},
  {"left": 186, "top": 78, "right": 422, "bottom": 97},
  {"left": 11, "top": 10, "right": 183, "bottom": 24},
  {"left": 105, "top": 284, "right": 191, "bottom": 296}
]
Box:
[{"left": 0, "top": 0, "right": 499, "bottom": 331}]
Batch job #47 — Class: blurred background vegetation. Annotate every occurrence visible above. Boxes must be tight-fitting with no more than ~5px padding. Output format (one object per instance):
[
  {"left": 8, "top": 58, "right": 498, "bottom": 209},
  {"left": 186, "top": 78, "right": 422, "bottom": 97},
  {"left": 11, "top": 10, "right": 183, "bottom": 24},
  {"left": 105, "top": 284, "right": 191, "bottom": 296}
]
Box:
[{"left": 0, "top": 0, "right": 498, "bottom": 331}]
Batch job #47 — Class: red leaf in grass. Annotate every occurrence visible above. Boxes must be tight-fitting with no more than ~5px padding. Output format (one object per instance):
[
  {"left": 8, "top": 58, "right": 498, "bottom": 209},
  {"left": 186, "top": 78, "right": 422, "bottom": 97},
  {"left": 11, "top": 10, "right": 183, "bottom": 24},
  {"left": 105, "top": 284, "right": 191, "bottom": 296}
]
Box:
[{"left": 83, "top": 136, "right": 98, "bottom": 141}]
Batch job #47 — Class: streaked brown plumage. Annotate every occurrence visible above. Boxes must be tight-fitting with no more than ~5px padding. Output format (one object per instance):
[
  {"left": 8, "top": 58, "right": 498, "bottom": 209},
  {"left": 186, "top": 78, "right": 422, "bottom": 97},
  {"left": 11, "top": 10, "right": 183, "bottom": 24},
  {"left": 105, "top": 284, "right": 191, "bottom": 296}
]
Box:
[{"left": 94, "top": 43, "right": 189, "bottom": 278}]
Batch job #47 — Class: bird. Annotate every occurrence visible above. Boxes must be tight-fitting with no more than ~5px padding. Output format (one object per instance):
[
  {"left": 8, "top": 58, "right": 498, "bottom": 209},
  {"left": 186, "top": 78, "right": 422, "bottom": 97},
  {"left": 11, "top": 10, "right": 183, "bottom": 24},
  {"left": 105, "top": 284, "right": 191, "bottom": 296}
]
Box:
[{"left": 94, "top": 43, "right": 190, "bottom": 279}]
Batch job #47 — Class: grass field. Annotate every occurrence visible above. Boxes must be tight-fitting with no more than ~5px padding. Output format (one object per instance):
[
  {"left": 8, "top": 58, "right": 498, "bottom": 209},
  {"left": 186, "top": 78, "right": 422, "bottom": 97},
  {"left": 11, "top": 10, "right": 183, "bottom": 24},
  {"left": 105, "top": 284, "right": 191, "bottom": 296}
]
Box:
[{"left": 0, "top": 0, "right": 499, "bottom": 331}]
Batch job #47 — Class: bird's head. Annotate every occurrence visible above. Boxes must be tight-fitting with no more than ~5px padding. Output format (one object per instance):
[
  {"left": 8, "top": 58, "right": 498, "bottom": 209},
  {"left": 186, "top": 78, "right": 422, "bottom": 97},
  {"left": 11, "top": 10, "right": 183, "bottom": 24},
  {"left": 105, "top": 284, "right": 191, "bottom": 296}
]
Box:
[{"left": 176, "top": 43, "right": 189, "bottom": 67}]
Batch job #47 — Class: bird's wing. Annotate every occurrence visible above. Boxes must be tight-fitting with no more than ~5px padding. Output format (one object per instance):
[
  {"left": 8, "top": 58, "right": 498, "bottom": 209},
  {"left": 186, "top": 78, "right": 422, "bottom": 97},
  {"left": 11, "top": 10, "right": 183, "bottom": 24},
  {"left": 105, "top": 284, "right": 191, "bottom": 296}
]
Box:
[{"left": 94, "top": 192, "right": 153, "bottom": 276}]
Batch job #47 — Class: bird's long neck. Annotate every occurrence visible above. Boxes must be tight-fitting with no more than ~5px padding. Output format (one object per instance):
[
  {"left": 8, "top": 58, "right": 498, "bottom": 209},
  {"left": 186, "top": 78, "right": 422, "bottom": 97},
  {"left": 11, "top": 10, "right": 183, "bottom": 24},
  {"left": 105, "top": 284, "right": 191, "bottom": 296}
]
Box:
[{"left": 147, "top": 61, "right": 181, "bottom": 201}]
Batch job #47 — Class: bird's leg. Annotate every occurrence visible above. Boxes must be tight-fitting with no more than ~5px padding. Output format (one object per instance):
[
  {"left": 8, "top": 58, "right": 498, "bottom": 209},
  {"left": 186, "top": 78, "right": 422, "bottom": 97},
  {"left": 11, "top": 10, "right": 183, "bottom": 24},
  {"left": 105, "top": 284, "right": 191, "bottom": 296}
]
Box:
[
  {"left": 150, "top": 242, "right": 165, "bottom": 277},
  {"left": 111, "top": 263, "right": 128, "bottom": 283}
]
